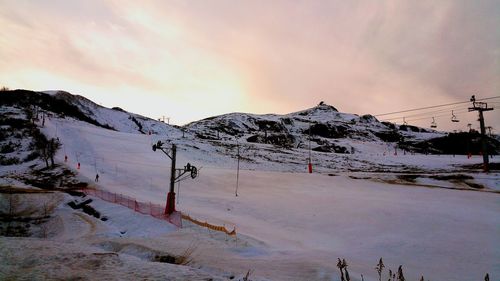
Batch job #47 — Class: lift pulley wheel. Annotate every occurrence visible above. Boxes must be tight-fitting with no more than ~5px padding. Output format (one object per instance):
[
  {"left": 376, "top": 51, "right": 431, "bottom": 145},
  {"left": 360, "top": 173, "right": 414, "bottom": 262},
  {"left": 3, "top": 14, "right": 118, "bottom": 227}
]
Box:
[{"left": 191, "top": 166, "right": 198, "bottom": 179}]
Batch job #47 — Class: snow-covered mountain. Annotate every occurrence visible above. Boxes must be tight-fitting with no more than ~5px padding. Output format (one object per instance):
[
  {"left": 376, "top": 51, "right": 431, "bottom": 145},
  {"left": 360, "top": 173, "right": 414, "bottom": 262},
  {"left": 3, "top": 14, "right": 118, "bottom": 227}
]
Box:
[
  {"left": 1, "top": 89, "right": 499, "bottom": 281},
  {"left": 0, "top": 89, "right": 180, "bottom": 136},
  {"left": 185, "top": 102, "right": 444, "bottom": 154},
  {"left": 22, "top": 89, "right": 442, "bottom": 148},
  {"left": 1, "top": 89, "right": 498, "bottom": 173},
  {"left": 45, "top": 90, "right": 179, "bottom": 136}
]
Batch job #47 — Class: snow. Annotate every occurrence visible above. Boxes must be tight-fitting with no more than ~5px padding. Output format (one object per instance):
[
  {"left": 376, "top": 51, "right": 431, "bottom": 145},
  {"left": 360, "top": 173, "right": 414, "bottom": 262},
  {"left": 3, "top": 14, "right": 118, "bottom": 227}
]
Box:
[
  {"left": 41, "top": 90, "right": 61, "bottom": 96},
  {"left": 181, "top": 169, "right": 499, "bottom": 280},
  {"left": 78, "top": 196, "right": 178, "bottom": 238},
  {"left": 27, "top": 115, "right": 498, "bottom": 281},
  {"left": 1, "top": 96, "right": 499, "bottom": 281},
  {"left": 0, "top": 192, "right": 235, "bottom": 280}
]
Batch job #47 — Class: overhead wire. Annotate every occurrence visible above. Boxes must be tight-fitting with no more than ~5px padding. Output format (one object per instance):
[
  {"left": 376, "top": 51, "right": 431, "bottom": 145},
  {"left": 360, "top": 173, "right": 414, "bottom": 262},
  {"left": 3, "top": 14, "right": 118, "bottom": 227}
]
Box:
[
  {"left": 403, "top": 109, "right": 470, "bottom": 123},
  {"left": 381, "top": 105, "right": 470, "bottom": 121},
  {"left": 374, "top": 96, "right": 499, "bottom": 117},
  {"left": 377, "top": 96, "right": 499, "bottom": 127}
]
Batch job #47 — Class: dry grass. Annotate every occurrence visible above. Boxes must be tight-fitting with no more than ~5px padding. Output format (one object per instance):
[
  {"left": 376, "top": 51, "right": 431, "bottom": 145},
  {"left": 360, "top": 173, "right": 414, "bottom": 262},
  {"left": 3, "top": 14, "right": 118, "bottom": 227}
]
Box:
[
  {"left": 0, "top": 185, "right": 54, "bottom": 194},
  {"left": 0, "top": 191, "right": 63, "bottom": 219},
  {"left": 175, "top": 241, "right": 199, "bottom": 265}
]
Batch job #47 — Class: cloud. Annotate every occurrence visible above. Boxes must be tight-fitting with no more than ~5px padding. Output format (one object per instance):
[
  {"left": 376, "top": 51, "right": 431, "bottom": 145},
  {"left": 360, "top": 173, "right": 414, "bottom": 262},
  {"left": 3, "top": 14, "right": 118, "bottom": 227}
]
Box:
[{"left": 0, "top": 0, "right": 498, "bottom": 129}]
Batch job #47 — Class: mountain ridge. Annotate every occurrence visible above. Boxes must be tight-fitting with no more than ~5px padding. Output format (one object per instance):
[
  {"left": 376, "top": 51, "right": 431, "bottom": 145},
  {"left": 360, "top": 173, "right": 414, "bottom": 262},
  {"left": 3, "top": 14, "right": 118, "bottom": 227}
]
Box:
[{"left": 1, "top": 89, "right": 498, "bottom": 157}]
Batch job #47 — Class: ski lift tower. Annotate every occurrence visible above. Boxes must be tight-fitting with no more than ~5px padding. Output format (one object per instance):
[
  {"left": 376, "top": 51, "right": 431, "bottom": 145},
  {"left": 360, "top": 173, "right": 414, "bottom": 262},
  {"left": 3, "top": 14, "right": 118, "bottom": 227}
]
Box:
[
  {"left": 152, "top": 141, "right": 198, "bottom": 214},
  {"left": 468, "top": 95, "right": 494, "bottom": 172}
]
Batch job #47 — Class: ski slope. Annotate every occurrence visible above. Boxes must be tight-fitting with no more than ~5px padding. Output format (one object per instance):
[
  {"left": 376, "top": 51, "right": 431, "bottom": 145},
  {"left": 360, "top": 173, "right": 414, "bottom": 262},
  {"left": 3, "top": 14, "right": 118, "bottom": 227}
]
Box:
[{"left": 39, "top": 116, "right": 500, "bottom": 281}]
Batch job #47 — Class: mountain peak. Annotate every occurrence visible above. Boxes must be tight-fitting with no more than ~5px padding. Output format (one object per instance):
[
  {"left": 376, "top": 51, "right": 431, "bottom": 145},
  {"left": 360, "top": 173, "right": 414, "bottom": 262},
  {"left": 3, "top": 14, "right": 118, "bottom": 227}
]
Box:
[
  {"left": 315, "top": 101, "right": 338, "bottom": 112},
  {"left": 291, "top": 102, "right": 338, "bottom": 118}
]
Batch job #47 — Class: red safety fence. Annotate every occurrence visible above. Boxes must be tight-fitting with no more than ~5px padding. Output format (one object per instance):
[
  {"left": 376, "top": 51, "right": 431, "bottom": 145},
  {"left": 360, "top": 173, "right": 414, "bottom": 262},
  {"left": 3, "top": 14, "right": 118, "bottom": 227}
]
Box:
[{"left": 82, "top": 189, "right": 182, "bottom": 228}]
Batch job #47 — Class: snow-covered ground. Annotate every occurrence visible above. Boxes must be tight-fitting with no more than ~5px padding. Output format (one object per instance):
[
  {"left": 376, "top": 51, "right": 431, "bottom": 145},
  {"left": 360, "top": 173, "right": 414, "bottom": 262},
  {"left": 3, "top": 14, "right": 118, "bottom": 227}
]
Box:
[
  {"left": 1, "top": 93, "right": 499, "bottom": 281},
  {"left": 0, "top": 192, "right": 235, "bottom": 281},
  {"left": 10, "top": 116, "right": 493, "bottom": 281}
]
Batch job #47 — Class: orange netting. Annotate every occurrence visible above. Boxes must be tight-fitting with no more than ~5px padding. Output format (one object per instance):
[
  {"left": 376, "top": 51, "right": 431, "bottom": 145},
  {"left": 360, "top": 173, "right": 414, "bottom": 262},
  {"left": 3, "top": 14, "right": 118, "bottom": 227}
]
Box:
[
  {"left": 82, "top": 189, "right": 182, "bottom": 228},
  {"left": 181, "top": 213, "right": 236, "bottom": 236}
]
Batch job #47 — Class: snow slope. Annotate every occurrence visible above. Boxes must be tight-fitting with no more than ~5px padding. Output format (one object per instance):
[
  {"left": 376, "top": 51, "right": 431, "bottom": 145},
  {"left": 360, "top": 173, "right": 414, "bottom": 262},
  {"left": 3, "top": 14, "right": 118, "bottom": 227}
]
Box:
[
  {"left": 0, "top": 201, "right": 230, "bottom": 281},
  {"left": 4, "top": 90, "right": 497, "bottom": 172},
  {"left": 185, "top": 103, "right": 444, "bottom": 154},
  {"left": 50, "top": 90, "right": 180, "bottom": 136},
  {"left": 1, "top": 90, "right": 499, "bottom": 280},
  {"left": 37, "top": 115, "right": 499, "bottom": 281}
]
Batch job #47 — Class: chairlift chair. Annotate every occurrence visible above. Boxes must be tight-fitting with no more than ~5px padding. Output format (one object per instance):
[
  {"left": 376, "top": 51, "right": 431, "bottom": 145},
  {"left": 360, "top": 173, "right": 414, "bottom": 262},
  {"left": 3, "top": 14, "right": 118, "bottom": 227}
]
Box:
[
  {"left": 451, "top": 110, "right": 459, "bottom": 122},
  {"left": 430, "top": 117, "right": 437, "bottom": 128}
]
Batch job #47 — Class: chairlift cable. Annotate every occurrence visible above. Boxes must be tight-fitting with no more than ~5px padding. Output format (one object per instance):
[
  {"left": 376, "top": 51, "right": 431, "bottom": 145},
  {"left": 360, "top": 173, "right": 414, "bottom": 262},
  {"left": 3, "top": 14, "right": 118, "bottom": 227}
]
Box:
[
  {"left": 374, "top": 96, "right": 499, "bottom": 117},
  {"left": 381, "top": 105, "right": 470, "bottom": 121},
  {"left": 403, "top": 109, "right": 469, "bottom": 122}
]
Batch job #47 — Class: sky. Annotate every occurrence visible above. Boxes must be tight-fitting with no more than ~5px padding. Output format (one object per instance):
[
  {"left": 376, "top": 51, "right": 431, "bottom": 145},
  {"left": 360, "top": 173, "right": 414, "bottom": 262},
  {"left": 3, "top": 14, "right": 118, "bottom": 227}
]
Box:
[{"left": 0, "top": 0, "right": 499, "bottom": 132}]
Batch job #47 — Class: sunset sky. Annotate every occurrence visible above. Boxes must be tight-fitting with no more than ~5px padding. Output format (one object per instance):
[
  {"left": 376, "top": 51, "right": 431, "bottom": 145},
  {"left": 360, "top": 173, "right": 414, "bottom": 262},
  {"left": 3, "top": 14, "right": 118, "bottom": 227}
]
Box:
[{"left": 1, "top": 0, "right": 498, "bottom": 131}]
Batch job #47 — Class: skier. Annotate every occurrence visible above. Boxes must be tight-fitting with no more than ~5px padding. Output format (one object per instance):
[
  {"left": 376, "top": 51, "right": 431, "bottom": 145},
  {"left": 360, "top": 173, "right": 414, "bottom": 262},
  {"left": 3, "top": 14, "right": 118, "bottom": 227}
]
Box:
[{"left": 95, "top": 174, "right": 99, "bottom": 182}]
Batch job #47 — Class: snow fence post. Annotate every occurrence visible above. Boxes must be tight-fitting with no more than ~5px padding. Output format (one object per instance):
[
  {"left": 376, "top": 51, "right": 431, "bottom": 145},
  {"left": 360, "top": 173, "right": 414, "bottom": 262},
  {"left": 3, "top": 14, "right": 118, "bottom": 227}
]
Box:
[{"left": 234, "top": 227, "right": 238, "bottom": 245}]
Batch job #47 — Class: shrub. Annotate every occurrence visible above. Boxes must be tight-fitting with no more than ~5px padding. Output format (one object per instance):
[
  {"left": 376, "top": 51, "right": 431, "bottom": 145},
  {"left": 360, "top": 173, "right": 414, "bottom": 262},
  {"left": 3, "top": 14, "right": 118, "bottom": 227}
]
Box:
[
  {"left": 0, "top": 142, "right": 15, "bottom": 153},
  {"left": 0, "top": 155, "right": 20, "bottom": 165},
  {"left": 24, "top": 151, "right": 40, "bottom": 162}
]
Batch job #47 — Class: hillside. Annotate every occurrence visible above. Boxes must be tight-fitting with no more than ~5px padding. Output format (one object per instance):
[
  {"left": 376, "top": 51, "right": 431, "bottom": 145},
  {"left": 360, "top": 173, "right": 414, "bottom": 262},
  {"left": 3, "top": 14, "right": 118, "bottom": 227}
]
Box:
[
  {"left": 1, "top": 89, "right": 499, "bottom": 281},
  {"left": 186, "top": 102, "right": 500, "bottom": 157},
  {"left": 185, "top": 102, "right": 444, "bottom": 154},
  {"left": 2, "top": 89, "right": 499, "bottom": 174}
]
